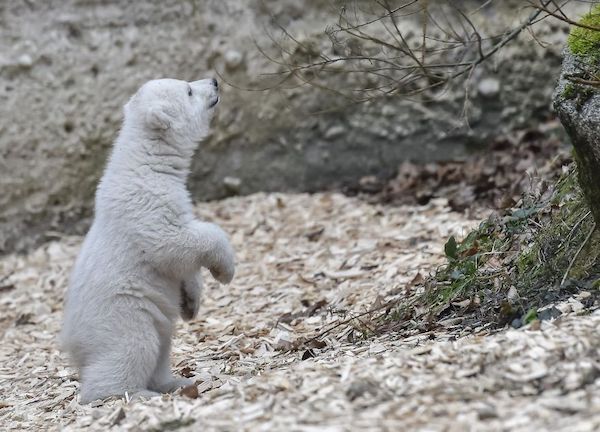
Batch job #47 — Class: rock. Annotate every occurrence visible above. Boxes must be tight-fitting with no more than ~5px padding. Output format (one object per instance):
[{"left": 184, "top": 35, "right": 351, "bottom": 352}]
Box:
[
  {"left": 223, "top": 176, "right": 242, "bottom": 194},
  {"left": 568, "top": 298, "right": 585, "bottom": 313},
  {"left": 17, "top": 54, "right": 33, "bottom": 68},
  {"left": 381, "top": 105, "right": 395, "bottom": 116},
  {"left": 537, "top": 306, "right": 561, "bottom": 321},
  {"left": 478, "top": 77, "right": 500, "bottom": 98},
  {"left": 346, "top": 378, "right": 379, "bottom": 401},
  {"left": 476, "top": 404, "right": 498, "bottom": 420},
  {"left": 553, "top": 7, "right": 600, "bottom": 224},
  {"left": 224, "top": 50, "right": 244, "bottom": 70},
  {"left": 324, "top": 125, "right": 344, "bottom": 139}
]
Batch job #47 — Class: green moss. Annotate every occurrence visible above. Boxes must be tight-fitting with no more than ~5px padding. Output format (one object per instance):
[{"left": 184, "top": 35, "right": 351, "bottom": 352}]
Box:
[
  {"left": 577, "top": 86, "right": 596, "bottom": 110},
  {"left": 559, "top": 83, "right": 595, "bottom": 111},
  {"left": 562, "top": 83, "right": 577, "bottom": 100},
  {"left": 568, "top": 5, "right": 600, "bottom": 60}
]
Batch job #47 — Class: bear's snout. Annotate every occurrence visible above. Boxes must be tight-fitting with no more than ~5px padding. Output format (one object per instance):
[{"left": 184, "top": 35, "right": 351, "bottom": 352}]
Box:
[{"left": 211, "top": 78, "right": 218, "bottom": 90}]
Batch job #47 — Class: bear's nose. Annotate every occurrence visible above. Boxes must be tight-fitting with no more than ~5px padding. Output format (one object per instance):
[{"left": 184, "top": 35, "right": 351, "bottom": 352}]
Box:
[{"left": 211, "top": 78, "right": 218, "bottom": 90}]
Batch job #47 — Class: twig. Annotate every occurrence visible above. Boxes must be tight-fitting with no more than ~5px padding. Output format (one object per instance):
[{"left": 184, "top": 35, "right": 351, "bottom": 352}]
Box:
[
  {"left": 447, "top": 0, "right": 555, "bottom": 81},
  {"left": 560, "top": 221, "right": 597, "bottom": 287},
  {"left": 306, "top": 299, "right": 400, "bottom": 342},
  {"left": 558, "top": 210, "right": 590, "bottom": 250},
  {"left": 0, "top": 270, "right": 14, "bottom": 286},
  {"left": 303, "top": 293, "right": 425, "bottom": 345},
  {"left": 532, "top": 0, "right": 600, "bottom": 32},
  {"left": 258, "top": 0, "right": 558, "bottom": 101},
  {"left": 565, "top": 75, "right": 600, "bottom": 87}
]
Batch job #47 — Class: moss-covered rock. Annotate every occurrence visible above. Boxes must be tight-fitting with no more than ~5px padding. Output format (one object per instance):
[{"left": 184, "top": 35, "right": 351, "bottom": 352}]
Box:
[{"left": 554, "top": 7, "right": 600, "bottom": 225}]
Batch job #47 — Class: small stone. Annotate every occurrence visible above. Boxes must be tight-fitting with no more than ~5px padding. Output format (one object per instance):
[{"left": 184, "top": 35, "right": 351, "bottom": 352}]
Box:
[
  {"left": 17, "top": 54, "right": 34, "bottom": 68},
  {"left": 478, "top": 77, "right": 500, "bottom": 98},
  {"left": 577, "top": 290, "right": 591, "bottom": 300},
  {"left": 223, "top": 176, "right": 242, "bottom": 193},
  {"left": 537, "top": 306, "right": 561, "bottom": 321},
  {"left": 382, "top": 105, "right": 395, "bottom": 116},
  {"left": 224, "top": 50, "right": 244, "bottom": 70},
  {"left": 556, "top": 302, "right": 573, "bottom": 314},
  {"left": 324, "top": 125, "right": 345, "bottom": 139},
  {"left": 476, "top": 404, "right": 498, "bottom": 420},
  {"left": 569, "top": 298, "right": 585, "bottom": 313},
  {"left": 346, "top": 379, "right": 379, "bottom": 401},
  {"left": 34, "top": 303, "right": 52, "bottom": 317}
]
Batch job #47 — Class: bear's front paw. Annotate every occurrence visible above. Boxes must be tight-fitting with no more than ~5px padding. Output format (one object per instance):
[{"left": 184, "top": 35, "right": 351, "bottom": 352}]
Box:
[
  {"left": 209, "top": 241, "right": 235, "bottom": 284},
  {"left": 210, "top": 258, "right": 235, "bottom": 285},
  {"left": 210, "top": 264, "right": 234, "bottom": 284},
  {"left": 196, "top": 221, "right": 235, "bottom": 284}
]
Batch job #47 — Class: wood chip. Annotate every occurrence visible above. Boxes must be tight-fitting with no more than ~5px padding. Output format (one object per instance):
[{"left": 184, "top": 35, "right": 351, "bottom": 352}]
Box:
[{"left": 1, "top": 192, "right": 599, "bottom": 430}]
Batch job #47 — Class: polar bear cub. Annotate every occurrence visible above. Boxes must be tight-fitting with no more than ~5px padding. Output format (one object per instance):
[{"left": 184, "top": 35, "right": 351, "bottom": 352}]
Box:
[{"left": 60, "top": 78, "right": 235, "bottom": 404}]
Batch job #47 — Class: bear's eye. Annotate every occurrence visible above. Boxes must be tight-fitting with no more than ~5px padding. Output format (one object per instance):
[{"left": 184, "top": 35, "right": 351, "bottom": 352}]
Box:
[{"left": 188, "top": 87, "right": 193, "bottom": 97}]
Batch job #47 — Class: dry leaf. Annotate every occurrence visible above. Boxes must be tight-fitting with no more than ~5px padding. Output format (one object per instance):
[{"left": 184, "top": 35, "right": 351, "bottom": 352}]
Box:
[
  {"left": 180, "top": 384, "right": 199, "bottom": 399},
  {"left": 180, "top": 366, "right": 195, "bottom": 378},
  {"left": 409, "top": 273, "right": 424, "bottom": 286}
]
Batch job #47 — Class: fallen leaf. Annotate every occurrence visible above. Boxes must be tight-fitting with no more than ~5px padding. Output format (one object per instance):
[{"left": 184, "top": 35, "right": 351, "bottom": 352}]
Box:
[
  {"left": 507, "top": 286, "right": 519, "bottom": 302},
  {"left": 409, "top": 273, "right": 424, "bottom": 286},
  {"left": 0, "top": 284, "right": 15, "bottom": 293},
  {"left": 181, "top": 384, "right": 199, "bottom": 399},
  {"left": 452, "top": 299, "right": 472, "bottom": 309},
  {"left": 305, "top": 227, "right": 325, "bottom": 242},
  {"left": 460, "top": 240, "right": 480, "bottom": 257},
  {"left": 15, "top": 313, "right": 34, "bottom": 326},
  {"left": 307, "top": 339, "right": 327, "bottom": 349},
  {"left": 306, "top": 299, "right": 327, "bottom": 316},
  {"left": 301, "top": 349, "right": 316, "bottom": 360},
  {"left": 180, "top": 366, "right": 195, "bottom": 378}
]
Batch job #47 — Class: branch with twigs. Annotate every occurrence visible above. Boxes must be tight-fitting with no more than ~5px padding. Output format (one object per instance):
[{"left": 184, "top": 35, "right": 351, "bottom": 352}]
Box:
[{"left": 249, "top": 0, "right": 589, "bottom": 104}]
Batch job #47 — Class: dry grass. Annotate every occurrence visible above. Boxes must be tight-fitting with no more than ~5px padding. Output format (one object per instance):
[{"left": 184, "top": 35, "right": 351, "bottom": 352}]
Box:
[{"left": 0, "top": 192, "right": 598, "bottom": 431}]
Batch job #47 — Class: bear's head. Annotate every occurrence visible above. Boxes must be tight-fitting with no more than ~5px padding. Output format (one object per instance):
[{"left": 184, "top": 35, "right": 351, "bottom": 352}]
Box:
[{"left": 124, "top": 78, "right": 219, "bottom": 145}]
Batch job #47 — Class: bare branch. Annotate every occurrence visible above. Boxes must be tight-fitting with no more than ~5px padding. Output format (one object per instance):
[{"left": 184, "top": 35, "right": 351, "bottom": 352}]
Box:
[{"left": 247, "top": 0, "right": 583, "bottom": 104}]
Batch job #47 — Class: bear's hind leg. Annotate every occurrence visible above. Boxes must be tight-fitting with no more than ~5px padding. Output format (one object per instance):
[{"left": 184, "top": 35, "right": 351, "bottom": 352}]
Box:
[
  {"left": 148, "top": 333, "right": 193, "bottom": 393},
  {"left": 78, "top": 324, "right": 162, "bottom": 404}
]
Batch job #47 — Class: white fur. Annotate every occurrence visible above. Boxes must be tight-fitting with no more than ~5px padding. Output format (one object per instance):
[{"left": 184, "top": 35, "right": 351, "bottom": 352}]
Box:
[{"left": 60, "top": 78, "right": 235, "bottom": 404}]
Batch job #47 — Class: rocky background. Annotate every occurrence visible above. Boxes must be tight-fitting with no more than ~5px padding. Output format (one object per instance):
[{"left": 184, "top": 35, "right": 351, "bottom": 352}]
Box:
[{"left": 0, "top": 0, "right": 589, "bottom": 253}]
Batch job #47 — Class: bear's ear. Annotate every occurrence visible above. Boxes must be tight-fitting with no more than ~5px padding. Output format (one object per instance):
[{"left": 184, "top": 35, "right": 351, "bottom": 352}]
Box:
[{"left": 145, "top": 103, "right": 173, "bottom": 131}]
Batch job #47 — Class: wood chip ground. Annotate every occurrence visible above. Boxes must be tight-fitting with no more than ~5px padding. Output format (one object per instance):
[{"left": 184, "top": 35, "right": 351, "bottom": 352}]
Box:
[{"left": 1, "top": 192, "right": 599, "bottom": 431}]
